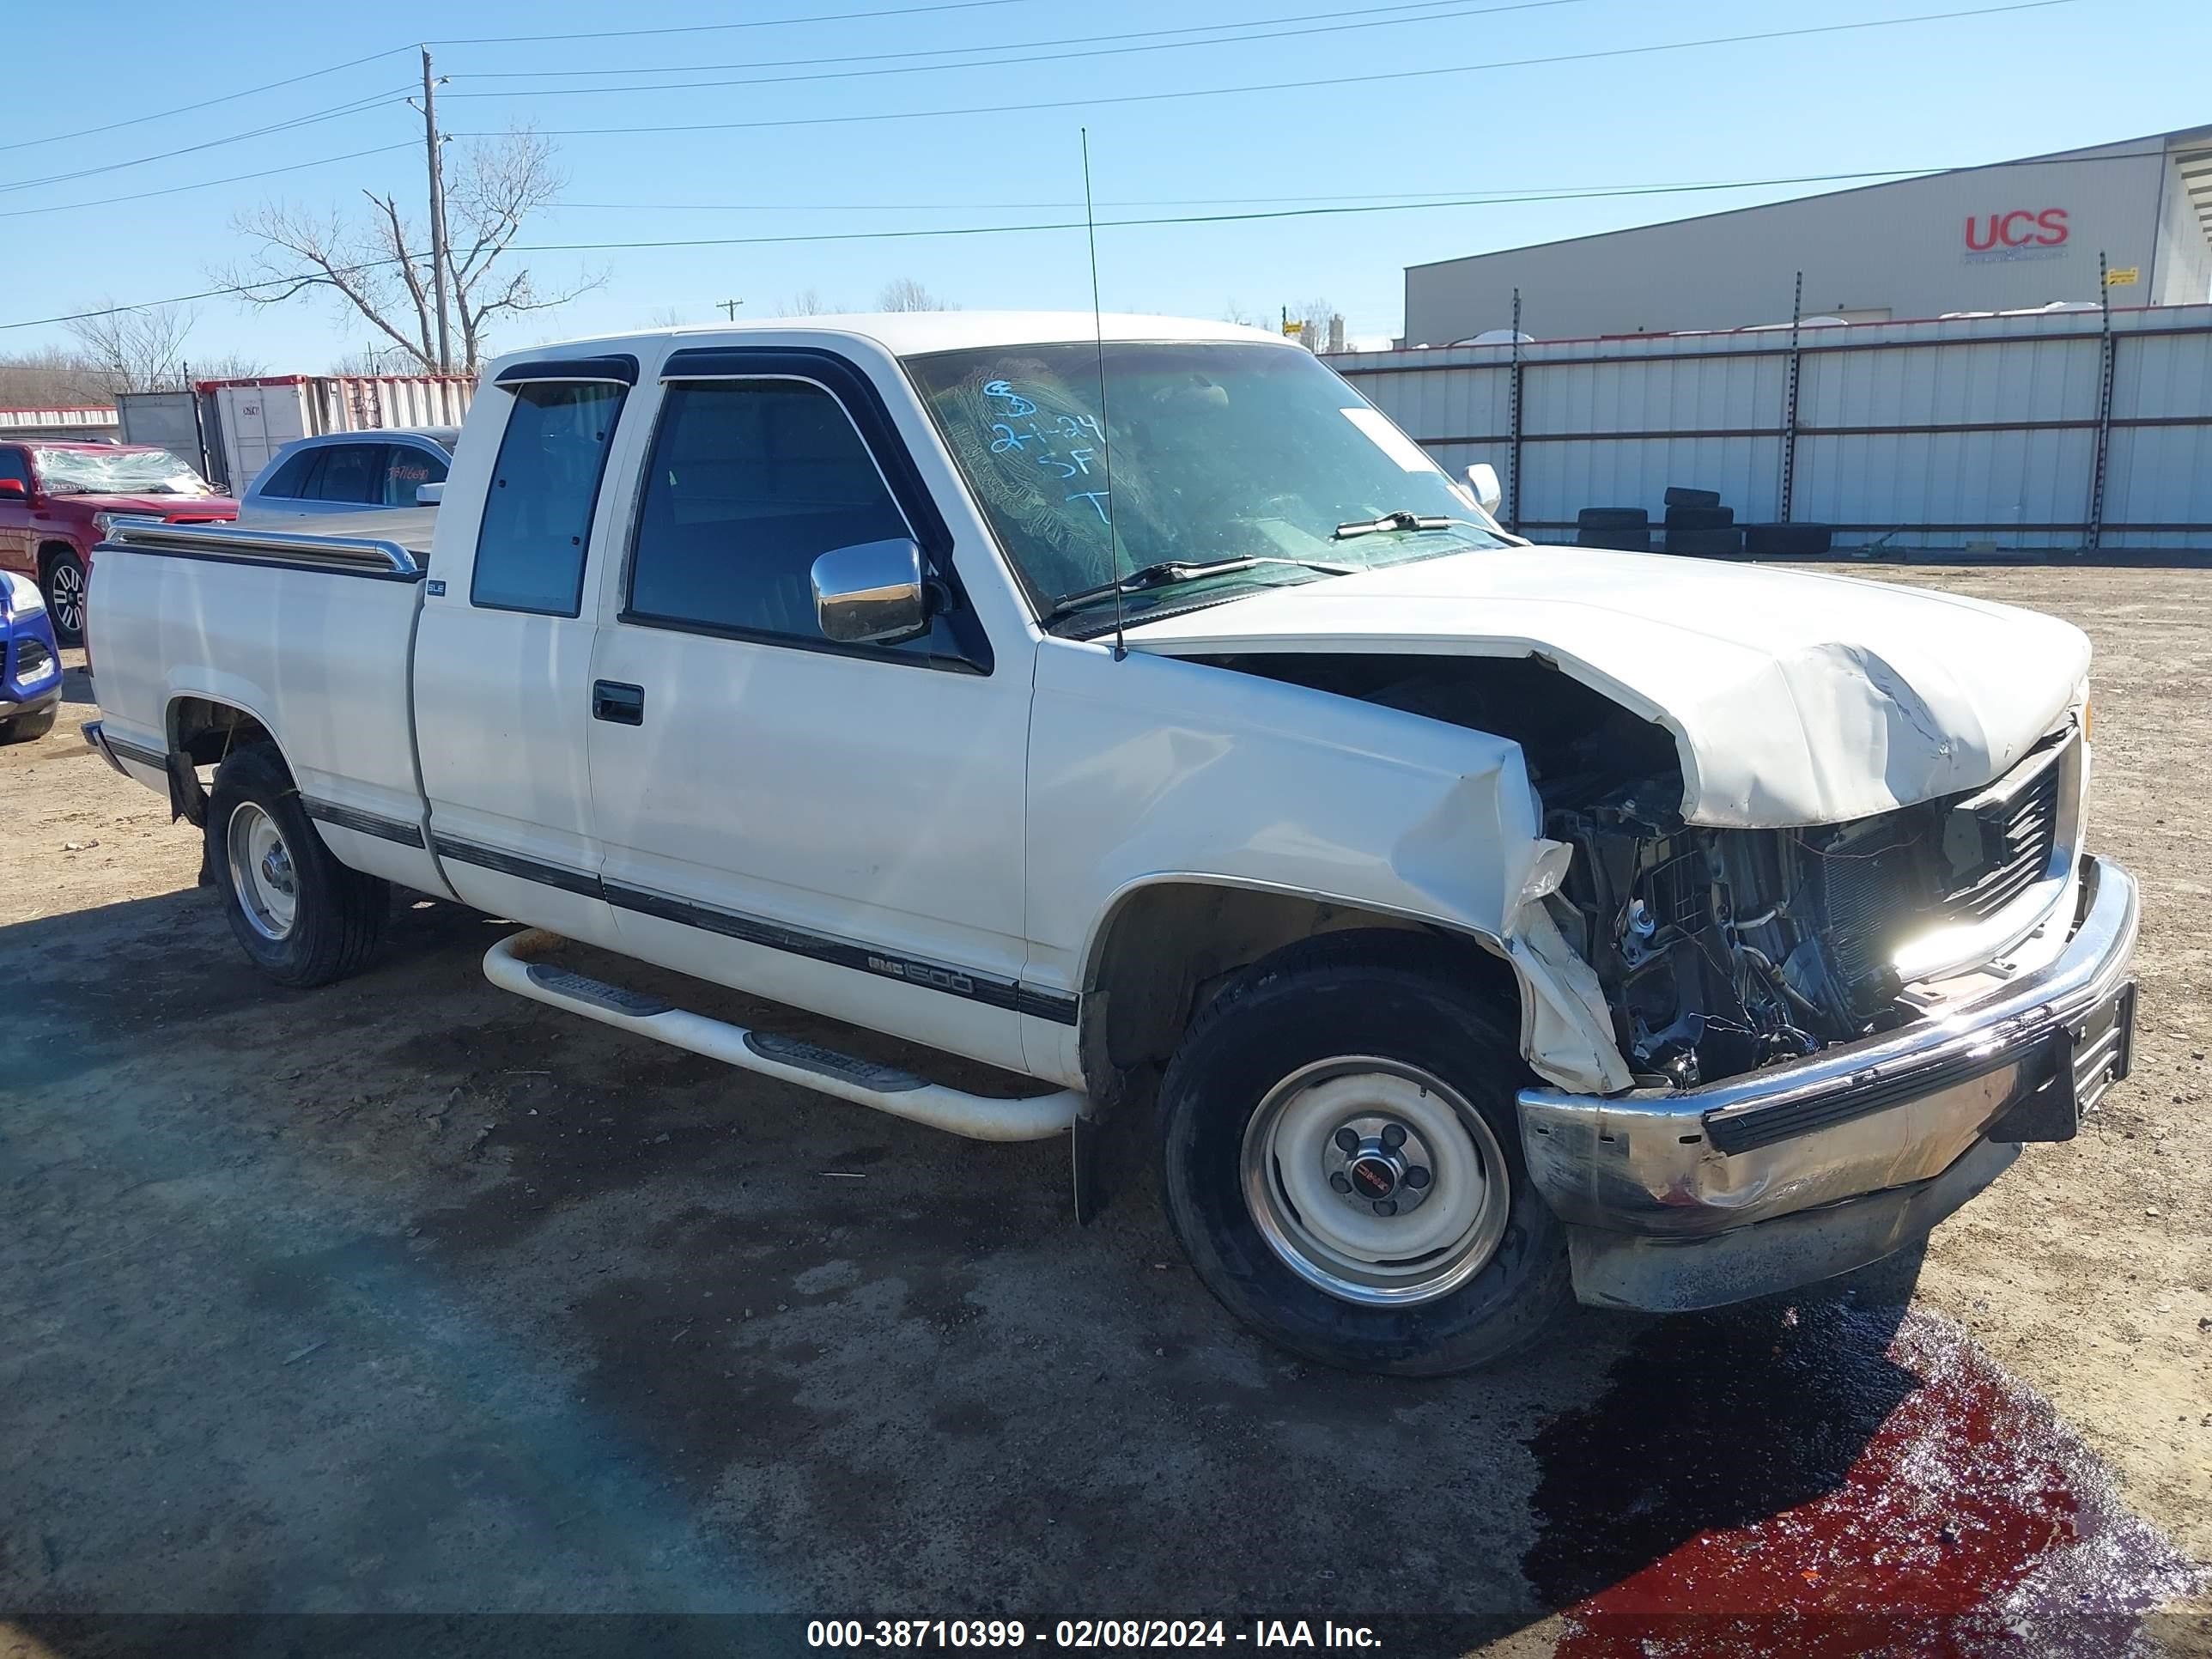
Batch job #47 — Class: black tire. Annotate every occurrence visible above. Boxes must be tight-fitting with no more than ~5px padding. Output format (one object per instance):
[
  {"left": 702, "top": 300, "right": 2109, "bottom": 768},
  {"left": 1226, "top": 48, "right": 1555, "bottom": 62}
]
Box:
[
  {"left": 1742, "top": 522, "right": 1834, "bottom": 557},
  {"left": 205, "top": 743, "right": 389, "bottom": 987},
  {"left": 1662, "top": 505, "right": 1735, "bottom": 531},
  {"left": 1, "top": 705, "right": 57, "bottom": 744},
  {"left": 1577, "top": 507, "right": 1649, "bottom": 528},
  {"left": 1663, "top": 485, "right": 1722, "bottom": 509},
  {"left": 41, "top": 548, "right": 87, "bottom": 647},
  {"left": 1577, "top": 527, "right": 1652, "bottom": 551},
  {"left": 1157, "top": 931, "right": 1571, "bottom": 1376},
  {"left": 1666, "top": 526, "right": 1746, "bottom": 557}
]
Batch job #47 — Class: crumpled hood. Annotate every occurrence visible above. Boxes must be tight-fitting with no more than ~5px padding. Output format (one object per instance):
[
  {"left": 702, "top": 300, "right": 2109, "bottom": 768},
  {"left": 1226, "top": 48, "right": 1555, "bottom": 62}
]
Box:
[{"left": 1121, "top": 548, "right": 2091, "bottom": 829}]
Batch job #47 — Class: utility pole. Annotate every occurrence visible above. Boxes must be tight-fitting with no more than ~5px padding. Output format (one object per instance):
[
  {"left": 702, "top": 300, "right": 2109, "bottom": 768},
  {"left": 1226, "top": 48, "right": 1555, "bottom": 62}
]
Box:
[
  {"left": 718, "top": 299, "right": 744, "bottom": 321},
  {"left": 422, "top": 46, "right": 453, "bottom": 374}
]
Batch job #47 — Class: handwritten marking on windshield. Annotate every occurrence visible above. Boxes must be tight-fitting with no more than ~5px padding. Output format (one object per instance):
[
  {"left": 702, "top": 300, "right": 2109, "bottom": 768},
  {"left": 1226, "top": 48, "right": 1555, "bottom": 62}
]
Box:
[{"left": 976, "top": 380, "right": 1113, "bottom": 533}]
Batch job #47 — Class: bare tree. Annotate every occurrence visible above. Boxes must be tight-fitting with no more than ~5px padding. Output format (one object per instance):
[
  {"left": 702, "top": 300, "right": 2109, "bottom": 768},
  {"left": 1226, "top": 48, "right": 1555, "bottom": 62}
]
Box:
[
  {"left": 1291, "top": 297, "right": 1346, "bottom": 355},
  {"left": 0, "top": 337, "right": 263, "bottom": 404},
  {"left": 222, "top": 128, "right": 601, "bottom": 374},
  {"left": 62, "top": 302, "right": 198, "bottom": 392},
  {"left": 877, "top": 276, "right": 957, "bottom": 313},
  {"left": 779, "top": 288, "right": 837, "bottom": 317},
  {"left": 0, "top": 346, "right": 118, "bottom": 407},
  {"left": 1221, "top": 300, "right": 1260, "bottom": 327}
]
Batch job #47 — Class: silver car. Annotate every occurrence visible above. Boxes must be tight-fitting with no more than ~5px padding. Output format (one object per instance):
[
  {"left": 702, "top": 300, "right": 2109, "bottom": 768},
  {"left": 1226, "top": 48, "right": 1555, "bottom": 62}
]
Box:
[{"left": 240, "top": 429, "right": 458, "bottom": 520}]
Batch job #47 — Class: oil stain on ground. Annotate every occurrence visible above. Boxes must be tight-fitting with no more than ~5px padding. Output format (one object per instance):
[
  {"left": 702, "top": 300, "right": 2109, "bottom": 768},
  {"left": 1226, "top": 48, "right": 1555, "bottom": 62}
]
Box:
[{"left": 1526, "top": 1297, "right": 2200, "bottom": 1656}]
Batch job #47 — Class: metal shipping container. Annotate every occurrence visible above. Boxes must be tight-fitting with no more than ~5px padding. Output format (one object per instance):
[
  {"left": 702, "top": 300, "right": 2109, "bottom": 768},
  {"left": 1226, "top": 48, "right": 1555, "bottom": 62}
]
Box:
[{"left": 198, "top": 374, "right": 476, "bottom": 494}]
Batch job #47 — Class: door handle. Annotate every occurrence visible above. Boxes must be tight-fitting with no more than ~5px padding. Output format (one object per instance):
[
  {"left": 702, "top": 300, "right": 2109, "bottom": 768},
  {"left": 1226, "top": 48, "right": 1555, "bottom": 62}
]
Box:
[{"left": 592, "top": 680, "right": 645, "bottom": 726}]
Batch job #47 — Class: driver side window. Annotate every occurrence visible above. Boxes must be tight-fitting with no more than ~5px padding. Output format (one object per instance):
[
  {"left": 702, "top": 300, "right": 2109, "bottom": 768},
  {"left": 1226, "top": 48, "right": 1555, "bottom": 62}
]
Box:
[{"left": 624, "top": 379, "right": 913, "bottom": 647}]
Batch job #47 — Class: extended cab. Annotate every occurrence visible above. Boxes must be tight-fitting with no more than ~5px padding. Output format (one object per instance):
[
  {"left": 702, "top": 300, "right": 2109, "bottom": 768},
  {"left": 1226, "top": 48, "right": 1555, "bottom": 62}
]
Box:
[
  {"left": 82, "top": 315, "right": 2138, "bottom": 1375},
  {"left": 0, "top": 441, "right": 236, "bottom": 644}
]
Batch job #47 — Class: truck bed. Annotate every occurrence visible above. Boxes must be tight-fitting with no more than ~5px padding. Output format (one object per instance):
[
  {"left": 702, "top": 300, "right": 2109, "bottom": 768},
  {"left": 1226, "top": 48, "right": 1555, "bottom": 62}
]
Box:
[{"left": 88, "top": 519, "right": 447, "bottom": 896}]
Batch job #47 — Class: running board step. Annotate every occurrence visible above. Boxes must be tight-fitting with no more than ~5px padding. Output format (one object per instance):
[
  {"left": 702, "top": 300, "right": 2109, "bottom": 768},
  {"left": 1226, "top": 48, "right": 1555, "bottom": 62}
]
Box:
[{"left": 483, "top": 929, "right": 1083, "bottom": 1142}]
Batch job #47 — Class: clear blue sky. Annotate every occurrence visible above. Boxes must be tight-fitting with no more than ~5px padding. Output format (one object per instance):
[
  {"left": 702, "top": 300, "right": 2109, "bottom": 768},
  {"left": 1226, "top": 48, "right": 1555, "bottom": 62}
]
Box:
[{"left": 5, "top": 0, "right": 2207, "bottom": 370}]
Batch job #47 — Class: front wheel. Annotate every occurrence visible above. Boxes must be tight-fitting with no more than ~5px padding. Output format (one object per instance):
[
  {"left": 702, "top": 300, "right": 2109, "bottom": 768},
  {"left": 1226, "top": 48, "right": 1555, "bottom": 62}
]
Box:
[
  {"left": 1, "top": 705, "right": 57, "bottom": 744},
  {"left": 1158, "top": 932, "right": 1570, "bottom": 1376},
  {"left": 206, "top": 743, "right": 390, "bottom": 987},
  {"left": 41, "top": 550, "right": 87, "bottom": 647}
]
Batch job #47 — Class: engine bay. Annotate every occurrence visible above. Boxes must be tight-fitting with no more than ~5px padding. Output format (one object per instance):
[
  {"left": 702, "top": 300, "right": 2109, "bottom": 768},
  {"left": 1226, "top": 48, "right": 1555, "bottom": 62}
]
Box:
[{"left": 1212, "top": 653, "right": 2071, "bottom": 1088}]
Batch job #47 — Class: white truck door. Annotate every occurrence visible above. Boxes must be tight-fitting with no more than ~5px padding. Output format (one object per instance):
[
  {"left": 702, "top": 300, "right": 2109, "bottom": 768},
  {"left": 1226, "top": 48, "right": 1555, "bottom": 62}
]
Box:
[
  {"left": 415, "top": 357, "right": 640, "bottom": 949},
  {"left": 583, "top": 348, "right": 1038, "bottom": 1075}
]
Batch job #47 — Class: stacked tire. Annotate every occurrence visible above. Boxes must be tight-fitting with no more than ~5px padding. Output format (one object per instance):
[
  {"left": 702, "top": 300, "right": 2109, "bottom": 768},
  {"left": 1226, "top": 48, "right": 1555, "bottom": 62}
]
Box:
[
  {"left": 1664, "top": 502, "right": 1741, "bottom": 558},
  {"left": 1576, "top": 507, "right": 1650, "bottom": 551}
]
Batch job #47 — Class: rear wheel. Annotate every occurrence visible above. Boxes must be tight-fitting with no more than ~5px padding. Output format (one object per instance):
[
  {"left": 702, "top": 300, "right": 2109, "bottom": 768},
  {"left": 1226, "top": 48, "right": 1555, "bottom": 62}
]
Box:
[
  {"left": 41, "top": 549, "right": 87, "bottom": 647},
  {"left": 1158, "top": 932, "right": 1570, "bottom": 1376},
  {"left": 206, "top": 744, "right": 389, "bottom": 986}
]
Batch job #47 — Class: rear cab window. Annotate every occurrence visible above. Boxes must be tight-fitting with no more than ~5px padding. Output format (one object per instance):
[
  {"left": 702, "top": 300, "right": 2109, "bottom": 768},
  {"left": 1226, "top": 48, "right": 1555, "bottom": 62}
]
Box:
[{"left": 471, "top": 382, "right": 628, "bottom": 616}]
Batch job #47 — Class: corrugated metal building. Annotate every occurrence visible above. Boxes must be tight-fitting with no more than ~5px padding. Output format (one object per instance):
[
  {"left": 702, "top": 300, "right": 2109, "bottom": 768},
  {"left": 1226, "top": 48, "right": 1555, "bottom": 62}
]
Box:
[
  {"left": 1403, "top": 127, "right": 2212, "bottom": 344},
  {"left": 1331, "top": 303, "right": 2212, "bottom": 551}
]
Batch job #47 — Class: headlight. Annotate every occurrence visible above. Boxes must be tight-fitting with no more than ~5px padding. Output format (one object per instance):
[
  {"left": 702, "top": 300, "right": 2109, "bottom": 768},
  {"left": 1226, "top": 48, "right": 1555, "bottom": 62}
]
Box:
[
  {"left": 1, "top": 572, "right": 42, "bottom": 619},
  {"left": 92, "top": 511, "right": 125, "bottom": 540}
]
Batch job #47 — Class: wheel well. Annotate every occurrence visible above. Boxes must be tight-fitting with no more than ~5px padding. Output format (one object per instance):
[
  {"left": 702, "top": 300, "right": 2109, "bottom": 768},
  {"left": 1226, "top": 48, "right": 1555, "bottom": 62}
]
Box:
[
  {"left": 37, "top": 539, "right": 80, "bottom": 573},
  {"left": 168, "top": 696, "right": 280, "bottom": 770},
  {"left": 1079, "top": 882, "right": 1516, "bottom": 1109}
]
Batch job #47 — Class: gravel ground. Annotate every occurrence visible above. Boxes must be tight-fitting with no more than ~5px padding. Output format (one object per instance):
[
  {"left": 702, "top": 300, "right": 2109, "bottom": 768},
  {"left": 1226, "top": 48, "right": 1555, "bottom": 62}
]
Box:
[{"left": 1, "top": 564, "right": 2206, "bottom": 1656}]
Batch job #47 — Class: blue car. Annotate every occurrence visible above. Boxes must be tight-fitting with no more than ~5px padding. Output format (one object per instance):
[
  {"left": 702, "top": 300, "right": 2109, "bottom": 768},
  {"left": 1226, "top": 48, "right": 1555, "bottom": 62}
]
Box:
[{"left": 2, "top": 571, "right": 64, "bottom": 744}]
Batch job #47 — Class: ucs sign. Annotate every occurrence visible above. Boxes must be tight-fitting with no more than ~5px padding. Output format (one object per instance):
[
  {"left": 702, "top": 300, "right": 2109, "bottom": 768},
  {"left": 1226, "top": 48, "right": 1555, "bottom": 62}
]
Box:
[{"left": 1965, "top": 209, "right": 2069, "bottom": 251}]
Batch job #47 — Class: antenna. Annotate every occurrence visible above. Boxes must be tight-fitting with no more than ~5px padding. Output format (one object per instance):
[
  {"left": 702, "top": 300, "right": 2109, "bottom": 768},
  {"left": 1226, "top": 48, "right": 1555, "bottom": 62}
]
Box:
[{"left": 1080, "top": 127, "right": 1125, "bottom": 661}]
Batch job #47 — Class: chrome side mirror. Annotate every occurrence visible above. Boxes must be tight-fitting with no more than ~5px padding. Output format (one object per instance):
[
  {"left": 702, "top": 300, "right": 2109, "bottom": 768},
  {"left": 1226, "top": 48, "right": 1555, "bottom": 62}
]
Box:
[
  {"left": 811, "top": 538, "right": 931, "bottom": 645},
  {"left": 416, "top": 482, "right": 446, "bottom": 506},
  {"left": 1465, "top": 463, "right": 1504, "bottom": 516}
]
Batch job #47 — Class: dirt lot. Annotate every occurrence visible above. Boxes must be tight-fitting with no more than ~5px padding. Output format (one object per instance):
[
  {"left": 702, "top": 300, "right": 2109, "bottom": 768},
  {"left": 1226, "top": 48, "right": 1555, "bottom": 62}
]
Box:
[{"left": 3, "top": 564, "right": 2208, "bottom": 1656}]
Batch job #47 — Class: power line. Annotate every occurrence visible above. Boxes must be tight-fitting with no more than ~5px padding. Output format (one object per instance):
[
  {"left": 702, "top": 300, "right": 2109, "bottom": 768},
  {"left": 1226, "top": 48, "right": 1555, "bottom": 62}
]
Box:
[
  {"left": 0, "top": 160, "right": 2076, "bottom": 332},
  {"left": 433, "top": 0, "right": 1052, "bottom": 47},
  {"left": 0, "top": 46, "right": 415, "bottom": 156},
  {"left": 453, "top": 1, "right": 2079, "bottom": 141},
  {"left": 449, "top": 0, "right": 1475, "bottom": 77},
  {"left": 0, "top": 143, "right": 419, "bottom": 221},
  {"left": 550, "top": 171, "right": 1947, "bottom": 215},
  {"left": 0, "top": 88, "right": 411, "bottom": 196},
  {"left": 0, "top": 0, "right": 1074, "bottom": 154},
  {"left": 9, "top": 145, "right": 2147, "bottom": 228},
  {"left": 441, "top": 0, "right": 1542, "bottom": 95}
]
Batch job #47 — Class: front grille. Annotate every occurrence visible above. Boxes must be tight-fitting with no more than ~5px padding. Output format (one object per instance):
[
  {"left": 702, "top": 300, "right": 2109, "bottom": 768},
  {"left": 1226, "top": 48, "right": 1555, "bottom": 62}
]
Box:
[
  {"left": 13, "top": 636, "right": 52, "bottom": 680},
  {"left": 1808, "top": 733, "right": 2072, "bottom": 1009},
  {"left": 1938, "top": 752, "right": 2063, "bottom": 921}
]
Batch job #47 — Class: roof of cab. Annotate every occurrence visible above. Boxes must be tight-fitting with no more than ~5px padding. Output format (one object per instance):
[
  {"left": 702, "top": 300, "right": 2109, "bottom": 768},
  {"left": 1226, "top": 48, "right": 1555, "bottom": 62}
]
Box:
[{"left": 486, "top": 311, "right": 1293, "bottom": 374}]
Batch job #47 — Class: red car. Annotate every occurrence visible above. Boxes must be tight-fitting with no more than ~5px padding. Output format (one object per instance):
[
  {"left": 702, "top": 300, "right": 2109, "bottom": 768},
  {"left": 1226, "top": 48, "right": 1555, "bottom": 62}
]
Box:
[{"left": 0, "top": 441, "right": 237, "bottom": 645}]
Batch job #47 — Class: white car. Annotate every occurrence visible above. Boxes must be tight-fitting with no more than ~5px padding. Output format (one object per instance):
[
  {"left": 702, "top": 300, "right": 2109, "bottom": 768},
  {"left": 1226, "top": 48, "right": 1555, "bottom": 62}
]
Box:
[{"left": 82, "top": 313, "right": 2137, "bottom": 1375}]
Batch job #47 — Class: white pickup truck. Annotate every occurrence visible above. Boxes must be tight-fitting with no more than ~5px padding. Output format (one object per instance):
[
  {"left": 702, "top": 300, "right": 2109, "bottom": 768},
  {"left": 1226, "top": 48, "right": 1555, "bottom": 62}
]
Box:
[{"left": 84, "top": 313, "right": 2138, "bottom": 1375}]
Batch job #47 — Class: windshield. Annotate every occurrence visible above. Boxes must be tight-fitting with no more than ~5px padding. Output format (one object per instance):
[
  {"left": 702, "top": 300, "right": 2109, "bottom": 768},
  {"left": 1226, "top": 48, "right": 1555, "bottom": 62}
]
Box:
[
  {"left": 905, "top": 341, "right": 1501, "bottom": 625},
  {"left": 32, "top": 446, "right": 213, "bottom": 497}
]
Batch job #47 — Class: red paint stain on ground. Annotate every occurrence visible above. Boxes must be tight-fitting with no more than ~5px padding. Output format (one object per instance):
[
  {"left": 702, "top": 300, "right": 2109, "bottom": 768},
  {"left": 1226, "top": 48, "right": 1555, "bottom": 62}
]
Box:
[{"left": 1526, "top": 1302, "right": 2196, "bottom": 1656}]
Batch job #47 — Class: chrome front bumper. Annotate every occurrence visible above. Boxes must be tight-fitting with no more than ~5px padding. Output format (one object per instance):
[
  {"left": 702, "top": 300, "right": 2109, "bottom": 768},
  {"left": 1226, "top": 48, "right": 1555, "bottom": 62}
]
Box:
[{"left": 1516, "top": 855, "right": 2139, "bottom": 1310}]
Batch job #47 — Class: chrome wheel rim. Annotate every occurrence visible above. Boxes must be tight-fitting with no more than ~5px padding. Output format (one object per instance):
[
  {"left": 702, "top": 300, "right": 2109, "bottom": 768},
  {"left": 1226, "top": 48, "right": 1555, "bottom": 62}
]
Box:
[
  {"left": 49, "top": 561, "right": 85, "bottom": 636},
  {"left": 227, "top": 801, "right": 298, "bottom": 941},
  {"left": 1240, "top": 1057, "right": 1510, "bottom": 1307}
]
